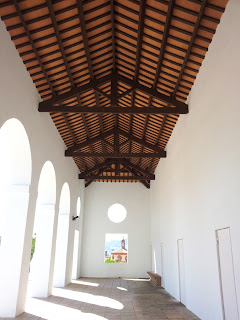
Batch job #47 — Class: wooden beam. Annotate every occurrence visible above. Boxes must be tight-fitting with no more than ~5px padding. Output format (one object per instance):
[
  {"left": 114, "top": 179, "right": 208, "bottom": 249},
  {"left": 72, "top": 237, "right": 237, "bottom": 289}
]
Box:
[
  {"left": 153, "top": 0, "right": 175, "bottom": 89},
  {"left": 85, "top": 166, "right": 107, "bottom": 187},
  {"left": 92, "top": 85, "right": 111, "bottom": 100},
  {"left": 128, "top": 0, "right": 146, "bottom": 159},
  {"left": 39, "top": 104, "right": 187, "bottom": 115},
  {"left": 67, "top": 152, "right": 166, "bottom": 158},
  {"left": 46, "top": 0, "right": 75, "bottom": 88},
  {"left": 142, "top": 0, "right": 175, "bottom": 169},
  {"left": 79, "top": 175, "right": 155, "bottom": 181},
  {"left": 111, "top": 0, "right": 116, "bottom": 73},
  {"left": 118, "top": 129, "right": 165, "bottom": 153},
  {"left": 172, "top": 0, "right": 208, "bottom": 97},
  {"left": 79, "top": 159, "right": 115, "bottom": 177},
  {"left": 124, "top": 165, "right": 151, "bottom": 189},
  {"left": 65, "top": 129, "right": 115, "bottom": 154},
  {"left": 39, "top": 74, "right": 188, "bottom": 114},
  {"left": 116, "top": 74, "right": 188, "bottom": 111},
  {"left": 116, "top": 87, "right": 136, "bottom": 101},
  {"left": 38, "top": 74, "right": 112, "bottom": 110},
  {"left": 120, "top": 159, "right": 155, "bottom": 179},
  {"left": 76, "top": 0, "right": 106, "bottom": 156}
]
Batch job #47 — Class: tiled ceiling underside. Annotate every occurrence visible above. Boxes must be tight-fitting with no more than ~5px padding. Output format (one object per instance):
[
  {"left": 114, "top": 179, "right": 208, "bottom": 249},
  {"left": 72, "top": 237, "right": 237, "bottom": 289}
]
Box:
[{"left": 0, "top": 0, "right": 228, "bottom": 188}]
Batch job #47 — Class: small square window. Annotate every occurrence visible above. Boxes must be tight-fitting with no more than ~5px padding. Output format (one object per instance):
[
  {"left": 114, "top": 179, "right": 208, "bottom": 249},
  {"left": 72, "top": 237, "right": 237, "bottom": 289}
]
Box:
[{"left": 105, "top": 233, "right": 128, "bottom": 263}]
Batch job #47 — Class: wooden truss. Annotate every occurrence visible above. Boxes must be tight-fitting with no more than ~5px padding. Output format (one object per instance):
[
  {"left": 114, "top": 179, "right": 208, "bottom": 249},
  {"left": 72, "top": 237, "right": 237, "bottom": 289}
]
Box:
[{"left": 0, "top": 0, "right": 227, "bottom": 187}]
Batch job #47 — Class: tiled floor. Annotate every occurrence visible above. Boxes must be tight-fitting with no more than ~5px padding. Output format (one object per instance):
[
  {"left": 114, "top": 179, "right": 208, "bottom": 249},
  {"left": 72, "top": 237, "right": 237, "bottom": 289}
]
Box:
[{"left": 1, "top": 278, "right": 200, "bottom": 320}]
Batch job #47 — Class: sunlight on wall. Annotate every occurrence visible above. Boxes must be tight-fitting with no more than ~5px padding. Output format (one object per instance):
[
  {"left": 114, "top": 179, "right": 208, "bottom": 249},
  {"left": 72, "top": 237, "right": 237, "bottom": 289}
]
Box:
[
  {"left": 30, "top": 161, "right": 56, "bottom": 298},
  {"left": 72, "top": 230, "right": 79, "bottom": 279},
  {"left": 77, "top": 196, "right": 81, "bottom": 218},
  {"left": 153, "top": 249, "right": 157, "bottom": 273},
  {"left": 53, "top": 183, "right": 71, "bottom": 287},
  {"left": 72, "top": 197, "right": 81, "bottom": 280}
]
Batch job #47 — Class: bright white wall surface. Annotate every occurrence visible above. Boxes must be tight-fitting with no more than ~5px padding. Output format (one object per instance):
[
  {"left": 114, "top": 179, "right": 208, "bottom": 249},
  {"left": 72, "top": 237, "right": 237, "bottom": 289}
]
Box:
[
  {"left": 0, "top": 19, "right": 85, "bottom": 317},
  {"left": 81, "top": 183, "right": 151, "bottom": 278},
  {"left": 149, "top": 0, "right": 240, "bottom": 319}
]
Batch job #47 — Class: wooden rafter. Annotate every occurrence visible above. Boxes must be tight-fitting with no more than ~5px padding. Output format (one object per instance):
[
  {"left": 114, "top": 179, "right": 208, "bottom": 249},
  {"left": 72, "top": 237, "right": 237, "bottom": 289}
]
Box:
[
  {"left": 78, "top": 159, "right": 115, "bottom": 177},
  {"left": 0, "top": 0, "right": 227, "bottom": 187},
  {"left": 65, "top": 129, "right": 115, "bottom": 154}
]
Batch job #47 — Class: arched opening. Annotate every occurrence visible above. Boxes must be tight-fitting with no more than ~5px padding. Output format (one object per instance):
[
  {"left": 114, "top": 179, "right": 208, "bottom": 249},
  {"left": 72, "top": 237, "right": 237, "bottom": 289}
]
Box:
[
  {"left": 72, "top": 197, "right": 81, "bottom": 280},
  {"left": 53, "top": 182, "right": 70, "bottom": 287},
  {"left": 0, "top": 119, "right": 32, "bottom": 317},
  {"left": 30, "top": 161, "right": 56, "bottom": 298}
]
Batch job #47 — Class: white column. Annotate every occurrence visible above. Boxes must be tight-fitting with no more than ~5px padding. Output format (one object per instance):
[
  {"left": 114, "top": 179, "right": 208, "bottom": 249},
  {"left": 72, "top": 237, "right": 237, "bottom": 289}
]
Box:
[
  {"left": 72, "top": 230, "right": 80, "bottom": 280},
  {"left": 0, "top": 185, "right": 30, "bottom": 318},
  {"left": 53, "top": 213, "right": 70, "bottom": 287},
  {"left": 31, "top": 204, "right": 55, "bottom": 298}
]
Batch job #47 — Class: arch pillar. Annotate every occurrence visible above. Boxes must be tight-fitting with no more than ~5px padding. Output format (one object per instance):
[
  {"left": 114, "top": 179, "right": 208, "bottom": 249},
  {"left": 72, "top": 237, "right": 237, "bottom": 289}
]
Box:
[
  {"left": 31, "top": 204, "right": 56, "bottom": 298},
  {"left": 0, "top": 185, "right": 30, "bottom": 317},
  {"left": 53, "top": 212, "right": 70, "bottom": 287}
]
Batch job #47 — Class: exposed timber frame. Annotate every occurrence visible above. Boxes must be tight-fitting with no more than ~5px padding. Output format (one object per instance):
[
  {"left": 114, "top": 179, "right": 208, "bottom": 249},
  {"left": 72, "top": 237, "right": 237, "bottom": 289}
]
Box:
[
  {"left": 0, "top": 0, "right": 227, "bottom": 188},
  {"left": 38, "top": 73, "right": 188, "bottom": 115}
]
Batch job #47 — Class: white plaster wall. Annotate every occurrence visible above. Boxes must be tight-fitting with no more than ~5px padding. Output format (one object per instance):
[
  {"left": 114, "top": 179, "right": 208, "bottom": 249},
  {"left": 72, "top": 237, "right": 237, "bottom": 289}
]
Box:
[
  {"left": 81, "top": 183, "right": 151, "bottom": 278},
  {"left": 0, "top": 19, "right": 85, "bottom": 316},
  {"left": 149, "top": 0, "right": 240, "bottom": 319}
]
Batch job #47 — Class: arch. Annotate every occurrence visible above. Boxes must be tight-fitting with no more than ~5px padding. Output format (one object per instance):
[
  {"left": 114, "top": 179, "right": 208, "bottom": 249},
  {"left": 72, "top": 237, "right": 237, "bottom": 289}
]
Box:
[
  {"left": 37, "top": 161, "right": 56, "bottom": 206},
  {"left": 53, "top": 182, "right": 71, "bottom": 287},
  {"left": 72, "top": 196, "right": 81, "bottom": 280},
  {"left": 0, "top": 118, "right": 32, "bottom": 189},
  {"left": 0, "top": 119, "right": 32, "bottom": 317},
  {"left": 59, "top": 182, "right": 70, "bottom": 215},
  {"left": 30, "top": 161, "right": 56, "bottom": 298}
]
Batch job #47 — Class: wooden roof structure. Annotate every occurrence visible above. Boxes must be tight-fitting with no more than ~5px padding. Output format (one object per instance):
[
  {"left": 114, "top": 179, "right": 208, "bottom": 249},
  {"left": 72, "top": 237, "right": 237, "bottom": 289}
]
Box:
[{"left": 0, "top": 0, "right": 228, "bottom": 188}]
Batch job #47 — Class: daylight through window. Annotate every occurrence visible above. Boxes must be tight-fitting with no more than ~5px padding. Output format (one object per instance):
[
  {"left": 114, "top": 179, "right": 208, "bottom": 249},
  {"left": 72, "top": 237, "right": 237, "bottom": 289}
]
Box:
[
  {"left": 105, "top": 233, "right": 128, "bottom": 263},
  {"left": 108, "top": 204, "right": 127, "bottom": 223}
]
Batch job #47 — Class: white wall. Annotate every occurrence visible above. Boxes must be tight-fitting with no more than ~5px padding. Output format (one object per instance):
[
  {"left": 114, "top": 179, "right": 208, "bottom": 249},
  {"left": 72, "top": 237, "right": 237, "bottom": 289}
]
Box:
[
  {"left": 149, "top": 0, "right": 240, "bottom": 319},
  {"left": 0, "top": 18, "right": 85, "bottom": 316},
  {"left": 81, "top": 182, "right": 151, "bottom": 278}
]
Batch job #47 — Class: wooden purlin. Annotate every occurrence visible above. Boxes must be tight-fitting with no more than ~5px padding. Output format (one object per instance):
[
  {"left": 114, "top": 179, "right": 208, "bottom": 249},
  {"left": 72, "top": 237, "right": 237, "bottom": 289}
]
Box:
[
  {"left": 139, "top": 0, "right": 175, "bottom": 169},
  {"left": 128, "top": 0, "right": 146, "bottom": 159},
  {"left": 77, "top": 0, "right": 107, "bottom": 161},
  {"left": 0, "top": 0, "right": 228, "bottom": 187}
]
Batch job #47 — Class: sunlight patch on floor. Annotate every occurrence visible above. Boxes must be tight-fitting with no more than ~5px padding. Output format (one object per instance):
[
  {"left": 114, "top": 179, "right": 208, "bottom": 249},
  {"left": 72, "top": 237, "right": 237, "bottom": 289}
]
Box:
[
  {"left": 71, "top": 279, "right": 99, "bottom": 287},
  {"left": 117, "top": 286, "right": 127, "bottom": 291},
  {"left": 25, "top": 298, "right": 107, "bottom": 320},
  {"left": 52, "top": 287, "right": 124, "bottom": 310},
  {"left": 121, "top": 278, "right": 150, "bottom": 282}
]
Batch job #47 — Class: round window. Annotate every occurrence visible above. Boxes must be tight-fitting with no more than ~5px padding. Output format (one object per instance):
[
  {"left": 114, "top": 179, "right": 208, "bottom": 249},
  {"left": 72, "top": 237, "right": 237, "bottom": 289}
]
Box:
[{"left": 108, "top": 203, "right": 127, "bottom": 223}]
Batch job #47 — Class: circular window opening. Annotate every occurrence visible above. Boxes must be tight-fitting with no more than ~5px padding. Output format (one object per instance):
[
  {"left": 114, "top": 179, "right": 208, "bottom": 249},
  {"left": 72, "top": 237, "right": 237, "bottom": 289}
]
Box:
[{"left": 108, "top": 204, "right": 127, "bottom": 223}]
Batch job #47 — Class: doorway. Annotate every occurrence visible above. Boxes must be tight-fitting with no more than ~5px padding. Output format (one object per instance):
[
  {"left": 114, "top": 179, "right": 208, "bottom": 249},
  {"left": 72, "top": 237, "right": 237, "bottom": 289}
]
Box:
[
  {"left": 161, "top": 242, "right": 165, "bottom": 288},
  {"left": 177, "top": 239, "right": 186, "bottom": 305},
  {"left": 216, "top": 227, "right": 239, "bottom": 320}
]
